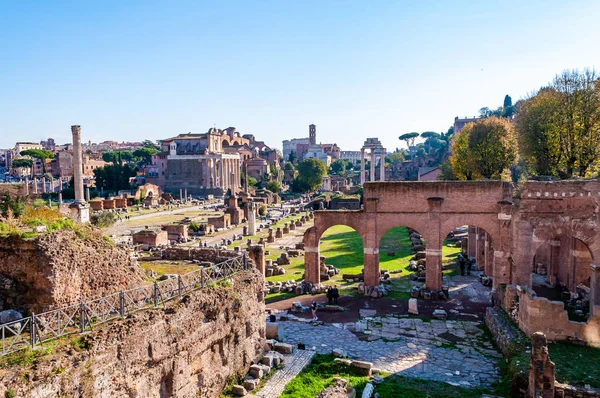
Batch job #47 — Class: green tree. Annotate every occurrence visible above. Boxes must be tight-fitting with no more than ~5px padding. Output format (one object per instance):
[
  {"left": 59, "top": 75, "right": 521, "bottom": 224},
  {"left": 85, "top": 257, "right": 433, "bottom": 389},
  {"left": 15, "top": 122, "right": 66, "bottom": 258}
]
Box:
[
  {"left": 102, "top": 151, "right": 133, "bottom": 164},
  {"left": 386, "top": 152, "right": 404, "bottom": 165},
  {"left": 93, "top": 163, "right": 137, "bottom": 192},
  {"left": 141, "top": 139, "right": 160, "bottom": 150},
  {"left": 330, "top": 159, "right": 349, "bottom": 175},
  {"left": 516, "top": 69, "right": 600, "bottom": 178},
  {"left": 133, "top": 147, "right": 160, "bottom": 165},
  {"left": 288, "top": 150, "right": 298, "bottom": 164},
  {"left": 247, "top": 176, "right": 258, "bottom": 188},
  {"left": 284, "top": 162, "right": 294, "bottom": 170},
  {"left": 450, "top": 117, "right": 517, "bottom": 180},
  {"left": 295, "top": 158, "right": 328, "bottom": 192},
  {"left": 266, "top": 180, "right": 281, "bottom": 193},
  {"left": 11, "top": 158, "right": 33, "bottom": 170},
  {"left": 398, "top": 132, "right": 420, "bottom": 156},
  {"left": 19, "top": 149, "right": 55, "bottom": 174}
]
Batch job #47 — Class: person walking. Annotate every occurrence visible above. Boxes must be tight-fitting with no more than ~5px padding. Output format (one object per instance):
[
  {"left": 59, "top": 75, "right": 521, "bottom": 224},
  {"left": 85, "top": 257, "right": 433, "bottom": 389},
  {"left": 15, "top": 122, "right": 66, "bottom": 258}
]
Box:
[
  {"left": 331, "top": 285, "right": 339, "bottom": 305},
  {"left": 326, "top": 286, "right": 333, "bottom": 305},
  {"left": 311, "top": 300, "right": 318, "bottom": 321}
]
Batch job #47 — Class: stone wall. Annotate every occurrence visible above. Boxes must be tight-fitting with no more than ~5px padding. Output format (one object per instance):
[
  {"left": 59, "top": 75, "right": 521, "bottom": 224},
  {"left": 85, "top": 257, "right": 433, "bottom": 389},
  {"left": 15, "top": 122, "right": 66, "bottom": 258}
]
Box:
[
  {"left": 0, "top": 229, "right": 145, "bottom": 313},
  {"left": 485, "top": 307, "right": 529, "bottom": 358},
  {"left": 0, "top": 270, "right": 265, "bottom": 398},
  {"left": 496, "top": 285, "right": 600, "bottom": 346},
  {"left": 161, "top": 247, "right": 241, "bottom": 263}
]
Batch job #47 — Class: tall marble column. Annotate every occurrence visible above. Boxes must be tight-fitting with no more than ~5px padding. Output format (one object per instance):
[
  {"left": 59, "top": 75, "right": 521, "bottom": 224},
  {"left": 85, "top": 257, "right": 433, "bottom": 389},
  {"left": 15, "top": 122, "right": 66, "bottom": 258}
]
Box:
[
  {"left": 69, "top": 125, "right": 90, "bottom": 223},
  {"left": 25, "top": 177, "right": 29, "bottom": 195},
  {"left": 379, "top": 149, "right": 385, "bottom": 181},
  {"left": 369, "top": 148, "right": 375, "bottom": 182},
  {"left": 360, "top": 149, "right": 365, "bottom": 185}
]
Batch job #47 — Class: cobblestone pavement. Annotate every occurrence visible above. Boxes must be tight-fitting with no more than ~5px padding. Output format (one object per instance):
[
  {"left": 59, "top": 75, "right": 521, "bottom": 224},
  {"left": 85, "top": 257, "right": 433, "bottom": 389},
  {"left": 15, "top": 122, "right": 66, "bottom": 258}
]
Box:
[
  {"left": 251, "top": 349, "right": 315, "bottom": 398},
  {"left": 447, "top": 272, "right": 492, "bottom": 305},
  {"left": 278, "top": 316, "right": 502, "bottom": 388}
]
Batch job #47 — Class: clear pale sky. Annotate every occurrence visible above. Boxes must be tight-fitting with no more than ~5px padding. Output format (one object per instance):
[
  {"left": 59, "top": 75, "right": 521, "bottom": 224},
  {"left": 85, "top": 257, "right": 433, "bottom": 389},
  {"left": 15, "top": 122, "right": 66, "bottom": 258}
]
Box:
[{"left": 1, "top": 1, "right": 599, "bottom": 151}]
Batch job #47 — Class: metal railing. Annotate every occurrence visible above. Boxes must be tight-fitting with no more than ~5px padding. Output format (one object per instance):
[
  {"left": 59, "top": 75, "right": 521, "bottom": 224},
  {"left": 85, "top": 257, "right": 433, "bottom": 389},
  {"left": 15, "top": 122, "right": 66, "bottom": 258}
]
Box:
[{"left": 1, "top": 253, "right": 248, "bottom": 357}]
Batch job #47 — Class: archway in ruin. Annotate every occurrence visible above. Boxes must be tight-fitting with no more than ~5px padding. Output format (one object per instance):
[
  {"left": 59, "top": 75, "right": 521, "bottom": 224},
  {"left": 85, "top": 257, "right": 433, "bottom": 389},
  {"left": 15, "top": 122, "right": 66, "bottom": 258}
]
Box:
[
  {"left": 441, "top": 225, "right": 494, "bottom": 306},
  {"left": 315, "top": 225, "right": 364, "bottom": 288},
  {"left": 531, "top": 236, "right": 593, "bottom": 321}
]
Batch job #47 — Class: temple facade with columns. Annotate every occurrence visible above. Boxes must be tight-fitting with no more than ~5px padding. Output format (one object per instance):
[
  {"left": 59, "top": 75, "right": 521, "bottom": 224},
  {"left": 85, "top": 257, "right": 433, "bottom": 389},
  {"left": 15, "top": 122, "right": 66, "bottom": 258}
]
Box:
[{"left": 159, "top": 129, "right": 241, "bottom": 196}]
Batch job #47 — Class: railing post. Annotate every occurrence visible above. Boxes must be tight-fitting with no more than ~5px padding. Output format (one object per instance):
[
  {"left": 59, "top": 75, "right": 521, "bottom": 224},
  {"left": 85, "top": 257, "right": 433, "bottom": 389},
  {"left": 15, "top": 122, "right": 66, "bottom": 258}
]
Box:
[
  {"left": 243, "top": 252, "right": 248, "bottom": 269},
  {"left": 79, "top": 303, "right": 86, "bottom": 333},
  {"left": 201, "top": 269, "right": 206, "bottom": 288},
  {"left": 119, "top": 291, "right": 125, "bottom": 317},
  {"left": 178, "top": 275, "right": 182, "bottom": 297},
  {"left": 30, "top": 313, "right": 36, "bottom": 348},
  {"left": 153, "top": 282, "right": 159, "bottom": 307}
]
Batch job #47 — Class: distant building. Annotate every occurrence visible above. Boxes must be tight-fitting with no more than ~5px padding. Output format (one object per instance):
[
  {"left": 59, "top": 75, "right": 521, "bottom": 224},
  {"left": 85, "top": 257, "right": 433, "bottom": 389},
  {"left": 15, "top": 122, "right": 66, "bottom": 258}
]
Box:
[
  {"left": 282, "top": 138, "right": 310, "bottom": 162},
  {"left": 340, "top": 150, "right": 370, "bottom": 164},
  {"left": 282, "top": 124, "right": 340, "bottom": 165},
  {"left": 454, "top": 116, "right": 483, "bottom": 134},
  {"left": 418, "top": 166, "right": 442, "bottom": 181},
  {"left": 40, "top": 138, "right": 56, "bottom": 151},
  {"left": 158, "top": 129, "right": 241, "bottom": 196}
]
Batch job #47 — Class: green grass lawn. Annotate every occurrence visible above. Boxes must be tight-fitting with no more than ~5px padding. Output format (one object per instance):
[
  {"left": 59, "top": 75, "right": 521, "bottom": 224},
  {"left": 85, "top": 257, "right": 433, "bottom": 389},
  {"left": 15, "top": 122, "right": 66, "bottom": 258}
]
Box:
[
  {"left": 281, "top": 354, "right": 491, "bottom": 398},
  {"left": 549, "top": 342, "right": 600, "bottom": 388}
]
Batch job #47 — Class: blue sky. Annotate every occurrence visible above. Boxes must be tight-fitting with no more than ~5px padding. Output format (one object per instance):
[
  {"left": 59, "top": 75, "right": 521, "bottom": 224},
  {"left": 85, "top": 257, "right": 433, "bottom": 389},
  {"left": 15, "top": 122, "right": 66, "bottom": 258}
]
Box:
[{"left": 1, "top": 1, "right": 599, "bottom": 151}]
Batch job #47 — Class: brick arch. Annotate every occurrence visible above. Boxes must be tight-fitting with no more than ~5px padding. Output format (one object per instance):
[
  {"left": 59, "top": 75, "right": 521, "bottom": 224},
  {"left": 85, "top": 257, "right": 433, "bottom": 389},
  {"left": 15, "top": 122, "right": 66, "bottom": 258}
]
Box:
[
  {"left": 531, "top": 223, "right": 599, "bottom": 263},
  {"left": 439, "top": 214, "right": 501, "bottom": 247},
  {"left": 374, "top": 214, "right": 429, "bottom": 245},
  {"left": 311, "top": 212, "right": 366, "bottom": 244}
]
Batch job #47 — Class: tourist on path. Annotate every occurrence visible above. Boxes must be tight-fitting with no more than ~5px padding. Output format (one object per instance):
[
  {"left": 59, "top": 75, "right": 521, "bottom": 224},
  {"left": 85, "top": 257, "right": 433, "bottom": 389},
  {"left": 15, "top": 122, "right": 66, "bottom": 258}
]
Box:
[
  {"left": 311, "top": 300, "right": 318, "bottom": 320},
  {"left": 331, "top": 285, "right": 339, "bottom": 305},
  {"left": 326, "top": 286, "right": 333, "bottom": 305}
]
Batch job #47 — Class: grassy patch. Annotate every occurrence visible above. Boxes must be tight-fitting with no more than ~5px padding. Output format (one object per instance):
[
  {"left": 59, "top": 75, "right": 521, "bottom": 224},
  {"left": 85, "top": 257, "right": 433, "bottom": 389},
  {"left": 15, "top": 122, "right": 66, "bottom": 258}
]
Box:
[
  {"left": 282, "top": 354, "right": 491, "bottom": 398},
  {"left": 139, "top": 260, "right": 199, "bottom": 277},
  {"left": 549, "top": 342, "right": 600, "bottom": 388}
]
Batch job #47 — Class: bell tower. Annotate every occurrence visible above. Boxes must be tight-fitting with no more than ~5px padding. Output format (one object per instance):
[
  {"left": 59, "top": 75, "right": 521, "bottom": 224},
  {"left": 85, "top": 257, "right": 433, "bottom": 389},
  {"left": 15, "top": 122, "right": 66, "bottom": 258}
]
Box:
[{"left": 309, "top": 124, "right": 316, "bottom": 145}]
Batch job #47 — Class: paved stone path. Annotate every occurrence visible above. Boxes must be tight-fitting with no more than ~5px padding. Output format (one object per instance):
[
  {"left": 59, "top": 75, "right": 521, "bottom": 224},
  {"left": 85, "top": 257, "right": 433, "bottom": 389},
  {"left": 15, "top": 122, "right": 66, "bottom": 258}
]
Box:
[
  {"left": 251, "top": 349, "right": 315, "bottom": 398},
  {"left": 278, "top": 316, "right": 501, "bottom": 388}
]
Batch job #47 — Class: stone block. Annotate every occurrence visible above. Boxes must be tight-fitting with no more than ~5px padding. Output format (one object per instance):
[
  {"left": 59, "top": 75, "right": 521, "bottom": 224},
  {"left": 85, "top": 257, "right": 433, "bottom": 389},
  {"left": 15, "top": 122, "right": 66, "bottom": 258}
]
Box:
[
  {"left": 265, "top": 322, "right": 279, "bottom": 339},
  {"left": 350, "top": 360, "right": 373, "bottom": 376},
  {"left": 408, "top": 298, "right": 419, "bottom": 315},
  {"left": 273, "top": 342, "right": 293, "bottom": 354},
  {"left": 432, "top": 309, "right": 447, "bottom": 320},
  {"left": 260, "top": 355, "right": 273, "bottom": 367},
  {"left": 243, "top": 378, "right": 258, "bottom": 391},
  {"left": 232, "top": 384, "right": 247, "bottom": 396},
  {"left": 332, "top": 348, "right": 347, "bottom": 357},
  {"left": 264, "top": 339, "right": 277, "bottom": 351},
  {"left": 249, "top": 364, "right": 263, "bottom": 379}
]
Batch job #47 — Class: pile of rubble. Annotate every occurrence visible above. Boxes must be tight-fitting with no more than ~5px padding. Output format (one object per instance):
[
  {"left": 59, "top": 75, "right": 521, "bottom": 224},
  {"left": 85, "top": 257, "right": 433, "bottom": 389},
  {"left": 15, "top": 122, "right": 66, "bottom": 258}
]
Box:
[
  {"left": 231, "top": 339, "right": 291, "bottom": 396},
  {"left": 358, "top": 283, "right": 389, "bottom": 298},
  {"left": 319, "top": 256, "right": 340, "bottom": 281},
  {"left": 410, "top": 286, "right": 448, "bottom": 300},
  {"left": 264, "top": 281, "right": 328, "bottom": 295},
  {"left": 407, "top": 229, "right": 427, "bottom": 281}
]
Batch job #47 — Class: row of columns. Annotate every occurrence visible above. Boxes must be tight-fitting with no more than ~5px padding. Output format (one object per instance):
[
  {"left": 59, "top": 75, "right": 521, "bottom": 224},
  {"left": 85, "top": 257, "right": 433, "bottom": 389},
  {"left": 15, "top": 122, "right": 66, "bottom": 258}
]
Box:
[
  {"left": 359, "top": 147, "right": 385, "bottom": 185},
  {"left": 25, "top": 177, "right": 66, "bottom": 195},
  {"left": 202, "top": 156, "right": 240, "bottom": 191}
]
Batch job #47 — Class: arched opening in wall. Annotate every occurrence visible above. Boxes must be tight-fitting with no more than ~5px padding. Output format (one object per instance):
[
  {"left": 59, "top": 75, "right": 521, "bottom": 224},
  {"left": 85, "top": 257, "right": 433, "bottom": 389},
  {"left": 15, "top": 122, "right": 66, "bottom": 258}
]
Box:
[
  {"left": 318, "top": 225, "right": 364, "bottom": 293},
  {"left": 378, "top": 226, "right": 426, "bottom": 298},
  {"left": 441, "top": 225, "right": 494, "bottom": 309},
  {"left": 531, "top": 237, "right": 593, "bottom": 322},
  {"left": 222, "top": 140, "right": 230, "bottom": 147}
]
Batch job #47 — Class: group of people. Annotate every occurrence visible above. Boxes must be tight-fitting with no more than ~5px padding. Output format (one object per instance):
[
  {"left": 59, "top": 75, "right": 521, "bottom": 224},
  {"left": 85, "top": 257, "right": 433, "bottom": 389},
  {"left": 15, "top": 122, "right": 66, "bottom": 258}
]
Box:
[{"left": 310, "top": 285, "right": 341, "bottom": 321}]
